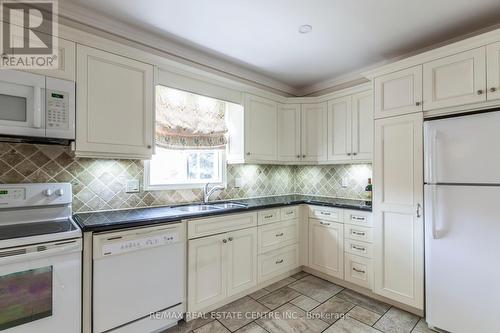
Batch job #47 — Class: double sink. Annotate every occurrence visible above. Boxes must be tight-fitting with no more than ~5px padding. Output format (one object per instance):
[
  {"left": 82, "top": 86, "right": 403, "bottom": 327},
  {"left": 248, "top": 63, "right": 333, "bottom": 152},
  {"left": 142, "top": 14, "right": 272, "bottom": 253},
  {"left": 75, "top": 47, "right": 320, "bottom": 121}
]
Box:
[{"left": 173, "top": 202, "right": 247, "bottom": 214}]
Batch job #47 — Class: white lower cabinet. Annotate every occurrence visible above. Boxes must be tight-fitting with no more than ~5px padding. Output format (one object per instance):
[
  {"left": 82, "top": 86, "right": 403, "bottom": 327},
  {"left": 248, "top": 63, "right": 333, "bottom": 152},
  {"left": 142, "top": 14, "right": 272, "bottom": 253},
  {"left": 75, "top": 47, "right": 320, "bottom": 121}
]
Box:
[
  {"left": 227, "top": 228, "right": 258, "bottom": 297},
  {"left": 344, "top": 254, "right": 372, "bottom": 289},
  {"left": 188, "top": 233, "right": 227, "bottom": 312},
  {"left": 258, "top": 244, "right": 299, "bottom": 283},
  {"left": 308, "top": 219, "right": 344, "bottom": 279},
  {"left": 188, "top": 228, "right": 257, "bottom": 312}
]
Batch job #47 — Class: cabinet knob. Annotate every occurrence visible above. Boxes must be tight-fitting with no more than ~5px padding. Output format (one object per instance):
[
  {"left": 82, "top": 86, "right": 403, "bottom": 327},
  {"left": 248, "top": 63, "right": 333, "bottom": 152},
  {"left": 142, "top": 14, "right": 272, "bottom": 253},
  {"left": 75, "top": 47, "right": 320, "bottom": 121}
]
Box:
[
  {"left": 302, "top": 155, "right": 306, "bottom": 158},
  {"left": 147, "top": 145, "right": 152, "bottom": 149},
  {"left": 296, "top": 155, "right": 301, "bottom": 158},
  {"left": 353, "top": 152, "right": 357, "bottom": 156},
  {"left": 228, "top": 237, "right": 233, "bottom": 242},
  {"left": 347, "top": 153, "right": 351, "bottom": 156},
  {"left": 415, "top": 101, "right": 422, "bottom": 106},
  {"left": 222, "top": 239, "right": 227, "bottom": 243},
  {"left": 246, "top": 152, "right": 251, "bottom": 156},
  {"left": 477, "top": 90, "right": 484, "bottom": 95},
  {"left": 490, "top": 87, "right": 498, "bottom": 93}
]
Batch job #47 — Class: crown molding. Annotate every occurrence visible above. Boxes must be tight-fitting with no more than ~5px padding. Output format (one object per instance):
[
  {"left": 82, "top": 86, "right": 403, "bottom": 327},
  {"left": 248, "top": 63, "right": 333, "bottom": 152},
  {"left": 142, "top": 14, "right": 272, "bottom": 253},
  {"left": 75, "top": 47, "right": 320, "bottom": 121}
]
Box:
[{"left": 58, "top": 2, "right": 301, "bottom": 96}]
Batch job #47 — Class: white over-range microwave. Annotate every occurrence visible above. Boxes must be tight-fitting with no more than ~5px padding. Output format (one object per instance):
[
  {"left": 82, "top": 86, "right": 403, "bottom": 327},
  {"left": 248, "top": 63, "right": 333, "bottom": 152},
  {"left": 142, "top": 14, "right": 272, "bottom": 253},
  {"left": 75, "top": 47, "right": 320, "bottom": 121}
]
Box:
[{"left": 0, "top": 69, "right": 75, "bottom": 143}]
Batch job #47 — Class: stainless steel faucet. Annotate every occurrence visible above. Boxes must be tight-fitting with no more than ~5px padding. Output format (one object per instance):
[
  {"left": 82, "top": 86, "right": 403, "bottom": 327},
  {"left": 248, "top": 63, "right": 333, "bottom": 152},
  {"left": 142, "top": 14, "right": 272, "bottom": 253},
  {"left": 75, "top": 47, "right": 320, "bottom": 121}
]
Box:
[{"left": 203, "top": 183, "right": 225, "bottom": 203}]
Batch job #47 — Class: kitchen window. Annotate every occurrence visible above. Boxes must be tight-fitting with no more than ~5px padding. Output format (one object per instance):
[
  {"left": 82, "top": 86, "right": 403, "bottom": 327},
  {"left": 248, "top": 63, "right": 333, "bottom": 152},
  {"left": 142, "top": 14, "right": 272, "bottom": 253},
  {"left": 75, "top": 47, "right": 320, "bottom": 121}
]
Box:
[{"left": 144, "top": 86, "right": 229, "bottom": 190}]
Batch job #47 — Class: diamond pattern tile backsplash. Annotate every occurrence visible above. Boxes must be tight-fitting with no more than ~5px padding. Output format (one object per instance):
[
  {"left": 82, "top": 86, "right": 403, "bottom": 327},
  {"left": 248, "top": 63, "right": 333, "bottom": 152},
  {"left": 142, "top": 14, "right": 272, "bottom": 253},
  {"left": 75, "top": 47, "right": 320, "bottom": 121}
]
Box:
[{"left": 0, "top": 143, "right": 372, "bottom": 212}]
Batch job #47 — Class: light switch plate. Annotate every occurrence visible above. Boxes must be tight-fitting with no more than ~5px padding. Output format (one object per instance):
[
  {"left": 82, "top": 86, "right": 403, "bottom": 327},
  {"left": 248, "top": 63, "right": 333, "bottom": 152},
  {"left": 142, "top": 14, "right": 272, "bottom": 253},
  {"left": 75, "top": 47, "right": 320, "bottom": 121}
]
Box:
[{"left": 126, "top": 179, "right": 140, "bottom": 193}]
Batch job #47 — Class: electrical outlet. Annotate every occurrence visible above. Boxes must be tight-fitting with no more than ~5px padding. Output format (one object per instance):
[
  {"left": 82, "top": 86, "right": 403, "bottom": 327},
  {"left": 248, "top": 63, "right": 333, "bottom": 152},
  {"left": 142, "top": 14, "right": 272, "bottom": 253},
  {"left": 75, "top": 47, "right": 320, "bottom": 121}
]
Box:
[
  {"left": 234, "top": 177, "right": 244, "bottom": 188},
  {"left": 341, "top": 177, "right": 349, "bottom": 188},
  {"left": 126, "top": 179, "right": 140, "bottom": 193}
]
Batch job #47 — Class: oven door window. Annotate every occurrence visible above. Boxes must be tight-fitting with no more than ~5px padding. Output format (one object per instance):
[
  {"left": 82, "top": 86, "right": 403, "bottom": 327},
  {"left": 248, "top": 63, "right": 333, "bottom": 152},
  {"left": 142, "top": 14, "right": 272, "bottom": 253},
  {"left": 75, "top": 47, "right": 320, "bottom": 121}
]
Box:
[{"left": 0, "top": 266, "right": 53, "bottom": 330}]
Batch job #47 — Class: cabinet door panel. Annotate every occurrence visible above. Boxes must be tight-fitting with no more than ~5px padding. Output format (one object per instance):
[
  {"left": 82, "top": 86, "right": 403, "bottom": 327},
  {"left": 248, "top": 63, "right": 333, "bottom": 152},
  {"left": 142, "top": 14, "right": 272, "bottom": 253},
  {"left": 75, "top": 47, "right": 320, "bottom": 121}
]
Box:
[
  {"left": 487, "top": 41, "right": 500, "bottom": 101},
  {"left": 327, "top": 97, "right": 352, "bottom": 161},
  {"left": 76, "top": 45, "right": 153, "bottom": 159},
  {"left": 227, "top": 228, "right": 258, "bottom": 297},
  {"left": 244, "top": 94, "right": 277, "bottom": 161},
  {"left": 278, "top": 104, "right": 301, "bottom": 162},
  {"left": 352, "top": 90, "right": 373, "bottom": 161},
  {"left": 301, "top": 103, "right": 328, "bottom": 162},
  {"left": 188, "top": 234, "right": 227, "bottom": 312},
  {"left": 423, "top": 48, "right": 486, "bottom": 110},
  {"left": 308, "top": 219, "right": 344, "bottom": 279},
  {"left": 373, "top": 113, "right": 424, "bottom": 309},
  {"left": 374, "top": 66, "right": 423, "bottom": 118}
]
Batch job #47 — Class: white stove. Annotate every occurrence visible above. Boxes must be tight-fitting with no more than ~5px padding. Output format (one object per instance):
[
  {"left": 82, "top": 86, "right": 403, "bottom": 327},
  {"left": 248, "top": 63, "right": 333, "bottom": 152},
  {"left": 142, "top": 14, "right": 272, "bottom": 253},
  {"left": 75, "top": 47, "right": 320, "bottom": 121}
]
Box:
[{"left": 0, "top": 183, "right": 82, "bottom": 333}]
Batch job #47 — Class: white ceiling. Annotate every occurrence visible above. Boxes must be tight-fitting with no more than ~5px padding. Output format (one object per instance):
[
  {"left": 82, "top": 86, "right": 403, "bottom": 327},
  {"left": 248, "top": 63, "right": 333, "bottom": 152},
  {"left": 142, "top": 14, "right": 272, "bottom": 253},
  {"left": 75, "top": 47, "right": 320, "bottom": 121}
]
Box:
[{"left": 62, "top": 0, "right": 500, "bottom": 95}]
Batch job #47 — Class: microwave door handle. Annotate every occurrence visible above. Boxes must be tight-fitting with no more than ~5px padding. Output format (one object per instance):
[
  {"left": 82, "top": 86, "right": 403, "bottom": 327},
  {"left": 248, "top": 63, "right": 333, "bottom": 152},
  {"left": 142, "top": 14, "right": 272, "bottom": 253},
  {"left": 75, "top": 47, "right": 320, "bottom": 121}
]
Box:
[{"left": 33, "top": 85, "right": 42, "bottom": 128}]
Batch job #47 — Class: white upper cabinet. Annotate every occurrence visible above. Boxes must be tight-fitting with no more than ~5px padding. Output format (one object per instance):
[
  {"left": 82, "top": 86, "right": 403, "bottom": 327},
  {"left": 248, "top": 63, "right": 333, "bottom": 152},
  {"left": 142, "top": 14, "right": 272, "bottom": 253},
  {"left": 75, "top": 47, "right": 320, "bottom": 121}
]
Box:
[
  {"left": 328, "top": 96, "right": 352, "bottom": 161},
  {"left": 277, "top": 104, "right": 301, "bottom": 162},
  {"left": 301, "top": 103, "right": 328, "bottom": 163},
  {"left": 423, "top": 48, "right": 487, "bottom": 110},
  {"left": 373, "top": 113, "right": 424, "bottom": 309},
  {"left": 352, "top": 90, "right": 374, "bottom": 161},
  {"left": 244, "top": 94, "right": 278, "bottom": 162},
  {"left": 75, "top": 45, "right": 154, "bottom": 159},
  {"left": 374, "top": 66, "right": 423, "bottom": 118},
  {"left": 327, "top": 90, "right": 373, "bottom": 163},
  {"left": 487, "top": 41, "right": 500, "bottom": 101}
]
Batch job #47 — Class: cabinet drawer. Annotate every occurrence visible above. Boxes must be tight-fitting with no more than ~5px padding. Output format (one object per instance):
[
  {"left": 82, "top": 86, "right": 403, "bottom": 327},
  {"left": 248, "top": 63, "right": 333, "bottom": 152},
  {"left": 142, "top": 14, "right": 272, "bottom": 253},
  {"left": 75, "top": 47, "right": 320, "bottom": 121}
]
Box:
[
  {"left": 309, "top": 206, "right": 343, "bottom": 222},
  {"left": 281, "top": 206, "right": 298, "bottom": 220},
  {"left": 258, "top": 244, "right": 298, "bottom": 283},
  {"left": 345, "top": 239, "right": 373, "bottom": 258},
  {"left": 344, "top": 225, "right": 373, "bottom": 243},
  {"left": 345, "top": 253, "right": 372, "bottom": 289},
  {"left": 188, "top": 212, "right": 257, "bottom": 239},
  {"left": 258, "top": 209, "right": 281, "bottom": 225},
  {"left": 258, "top": 219, "right": 298, "bottom": 254},
  {"left": 343, "top": 210, "right": 373, "bottom": 227}
]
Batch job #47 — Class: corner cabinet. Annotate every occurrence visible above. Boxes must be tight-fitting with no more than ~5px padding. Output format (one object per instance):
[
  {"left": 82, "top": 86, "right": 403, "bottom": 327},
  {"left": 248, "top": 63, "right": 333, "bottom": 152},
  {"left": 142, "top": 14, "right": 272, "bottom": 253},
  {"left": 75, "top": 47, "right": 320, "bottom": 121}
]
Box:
[
  {"left": 301, "top": 103, "right": 328, "bottom": 163},
  {"left": 75, "top": 45, "right": 154, "bottom": 159},
  {"left": 373, "top": 113, "right": 424, "bottom": 309},
  {"left": 244, "top": 94, "right": 278, "bottom": 162},
  {"left": 277, "top": 104, "right": 301, "bottom": 162},
  {"left": 327, "top": 90, "right": 373, "bottom": 163}
]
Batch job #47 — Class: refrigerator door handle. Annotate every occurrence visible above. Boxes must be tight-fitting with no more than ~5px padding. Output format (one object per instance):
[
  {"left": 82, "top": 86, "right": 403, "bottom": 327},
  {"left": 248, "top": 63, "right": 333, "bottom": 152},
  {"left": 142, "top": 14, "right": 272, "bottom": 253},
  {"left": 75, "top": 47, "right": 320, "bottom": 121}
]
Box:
[
  {"left": 429, "top": 185, "right": 440, "bottom": 239},
  {"left": 426, "top": 128, "right": 438, "bottom": 184},
  {"left": 416, "top": 203, "right": 422, "bottom": 218}
]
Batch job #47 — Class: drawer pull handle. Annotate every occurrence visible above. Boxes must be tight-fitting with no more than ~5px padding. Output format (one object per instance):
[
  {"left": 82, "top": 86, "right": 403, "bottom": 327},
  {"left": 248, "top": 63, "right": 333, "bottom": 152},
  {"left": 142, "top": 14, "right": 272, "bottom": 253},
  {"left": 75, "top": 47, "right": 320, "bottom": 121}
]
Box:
[
  {"left": 276, "top": 259, "right": 284, "bottom": 264},
  {"left": 320, "top": 212, "right": 332, "bottom": 216},
  {"left": 352, "top": 231, "right": 366, "bottom": 236},
  {"left": 352, "top": 245, "right": 366, "bottom": 251},
  {"left": 353, "top": 268, "right": 366, "bottom": 274},
  {"left": 319, "top": 221, "right": 331, "bottom": 226},
  {"left": 264, "top": 215, "right": 274, "bottom": 219},
  {"left": 276, "top": 232, "right": 284, "bottom": 237},
  {"left": 286, "top": 211, "right": 294, "bottom": 215},
  {"left": 352, "top": 216, "right": 366, "bottom": 221}
]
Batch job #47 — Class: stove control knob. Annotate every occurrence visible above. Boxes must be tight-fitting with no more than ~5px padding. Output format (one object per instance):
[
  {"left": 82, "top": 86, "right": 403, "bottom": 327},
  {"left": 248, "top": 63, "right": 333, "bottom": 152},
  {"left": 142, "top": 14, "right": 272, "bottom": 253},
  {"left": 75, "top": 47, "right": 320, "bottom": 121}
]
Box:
[
  {"left": 55, "top": 188, "right": 64, "bottom": 196},
  {"left": 43, "top": 189, "right": 53, "bottom": 196}
]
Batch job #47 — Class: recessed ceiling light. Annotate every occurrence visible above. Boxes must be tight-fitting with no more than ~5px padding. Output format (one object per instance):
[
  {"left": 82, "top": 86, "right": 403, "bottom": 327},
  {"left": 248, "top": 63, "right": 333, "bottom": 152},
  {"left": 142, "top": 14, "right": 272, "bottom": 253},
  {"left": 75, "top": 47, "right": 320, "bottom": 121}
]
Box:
[{"left": 298, "top": 25, "right": 312, "bottom": 34}]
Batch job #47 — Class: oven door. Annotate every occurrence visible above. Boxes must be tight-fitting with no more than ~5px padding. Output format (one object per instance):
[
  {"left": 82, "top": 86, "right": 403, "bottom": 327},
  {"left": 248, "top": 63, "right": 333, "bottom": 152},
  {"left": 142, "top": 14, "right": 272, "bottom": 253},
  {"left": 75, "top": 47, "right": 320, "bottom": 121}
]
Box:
[
  {"left": 0, "top": 238, "right": 81, "bottom": 333},
  {"left": 0, "top": 70, "right": 46, "bottom": 138}
]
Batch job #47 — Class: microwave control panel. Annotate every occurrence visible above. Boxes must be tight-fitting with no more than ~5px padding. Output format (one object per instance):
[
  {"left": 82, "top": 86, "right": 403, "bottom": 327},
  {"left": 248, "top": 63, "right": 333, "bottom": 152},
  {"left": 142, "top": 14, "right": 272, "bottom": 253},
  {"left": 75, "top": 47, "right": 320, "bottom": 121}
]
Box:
[{"left": 46, "top": 90, "right": 69, "bottom": 129}]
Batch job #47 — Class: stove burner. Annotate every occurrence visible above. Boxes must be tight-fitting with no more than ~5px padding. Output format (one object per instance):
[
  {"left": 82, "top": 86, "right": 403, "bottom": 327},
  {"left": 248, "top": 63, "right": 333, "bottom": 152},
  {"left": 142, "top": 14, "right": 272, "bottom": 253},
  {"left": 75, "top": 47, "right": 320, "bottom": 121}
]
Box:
[{"left": 0, "top": 219, "right": 77, "bottom": 241}]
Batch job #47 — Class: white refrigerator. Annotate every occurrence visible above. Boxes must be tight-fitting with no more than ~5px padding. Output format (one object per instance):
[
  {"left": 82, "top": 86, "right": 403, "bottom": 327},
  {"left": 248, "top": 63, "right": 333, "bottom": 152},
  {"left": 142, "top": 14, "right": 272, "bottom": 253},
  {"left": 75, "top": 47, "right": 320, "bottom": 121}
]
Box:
[{"left": 424, "top": 110, "right": 500, "bottom": 333}]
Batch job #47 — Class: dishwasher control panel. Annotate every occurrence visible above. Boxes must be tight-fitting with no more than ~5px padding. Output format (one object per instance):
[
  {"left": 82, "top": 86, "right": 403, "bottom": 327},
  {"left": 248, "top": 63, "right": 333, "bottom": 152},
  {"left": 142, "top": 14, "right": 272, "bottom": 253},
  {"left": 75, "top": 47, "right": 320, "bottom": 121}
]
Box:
[{"left": 101, "top": 232, "right": 179, "bottom": 256}]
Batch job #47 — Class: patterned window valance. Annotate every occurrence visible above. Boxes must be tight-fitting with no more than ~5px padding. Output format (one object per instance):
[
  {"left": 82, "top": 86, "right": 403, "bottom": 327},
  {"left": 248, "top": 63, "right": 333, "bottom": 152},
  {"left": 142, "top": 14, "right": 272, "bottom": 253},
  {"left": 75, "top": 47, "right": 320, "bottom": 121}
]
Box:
[{"left": 155, "top": 86, "right": 228, "bottom": 149}]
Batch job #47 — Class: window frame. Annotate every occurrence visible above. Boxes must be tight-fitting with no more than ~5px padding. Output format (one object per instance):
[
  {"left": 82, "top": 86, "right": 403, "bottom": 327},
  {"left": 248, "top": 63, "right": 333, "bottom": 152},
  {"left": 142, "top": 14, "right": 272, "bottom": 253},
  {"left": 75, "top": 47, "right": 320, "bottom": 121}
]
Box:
[{"left": 144, "top": 149, "right": 227, "bottom": 191}]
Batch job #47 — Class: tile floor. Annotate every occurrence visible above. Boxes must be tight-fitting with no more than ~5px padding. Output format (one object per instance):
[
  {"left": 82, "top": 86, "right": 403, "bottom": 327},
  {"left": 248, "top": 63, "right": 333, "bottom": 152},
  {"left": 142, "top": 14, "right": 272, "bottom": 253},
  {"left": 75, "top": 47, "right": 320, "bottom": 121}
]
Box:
[{"left": 163, "top": 272, "right": 436, "bottom": 333}]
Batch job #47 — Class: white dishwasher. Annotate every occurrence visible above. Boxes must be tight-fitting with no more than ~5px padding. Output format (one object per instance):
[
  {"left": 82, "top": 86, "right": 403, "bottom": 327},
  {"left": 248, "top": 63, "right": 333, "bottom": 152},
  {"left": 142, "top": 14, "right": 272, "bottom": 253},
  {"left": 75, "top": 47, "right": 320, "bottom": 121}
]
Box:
[{"left": 93, "top": 223, "right": 185, "bottom": 333}]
